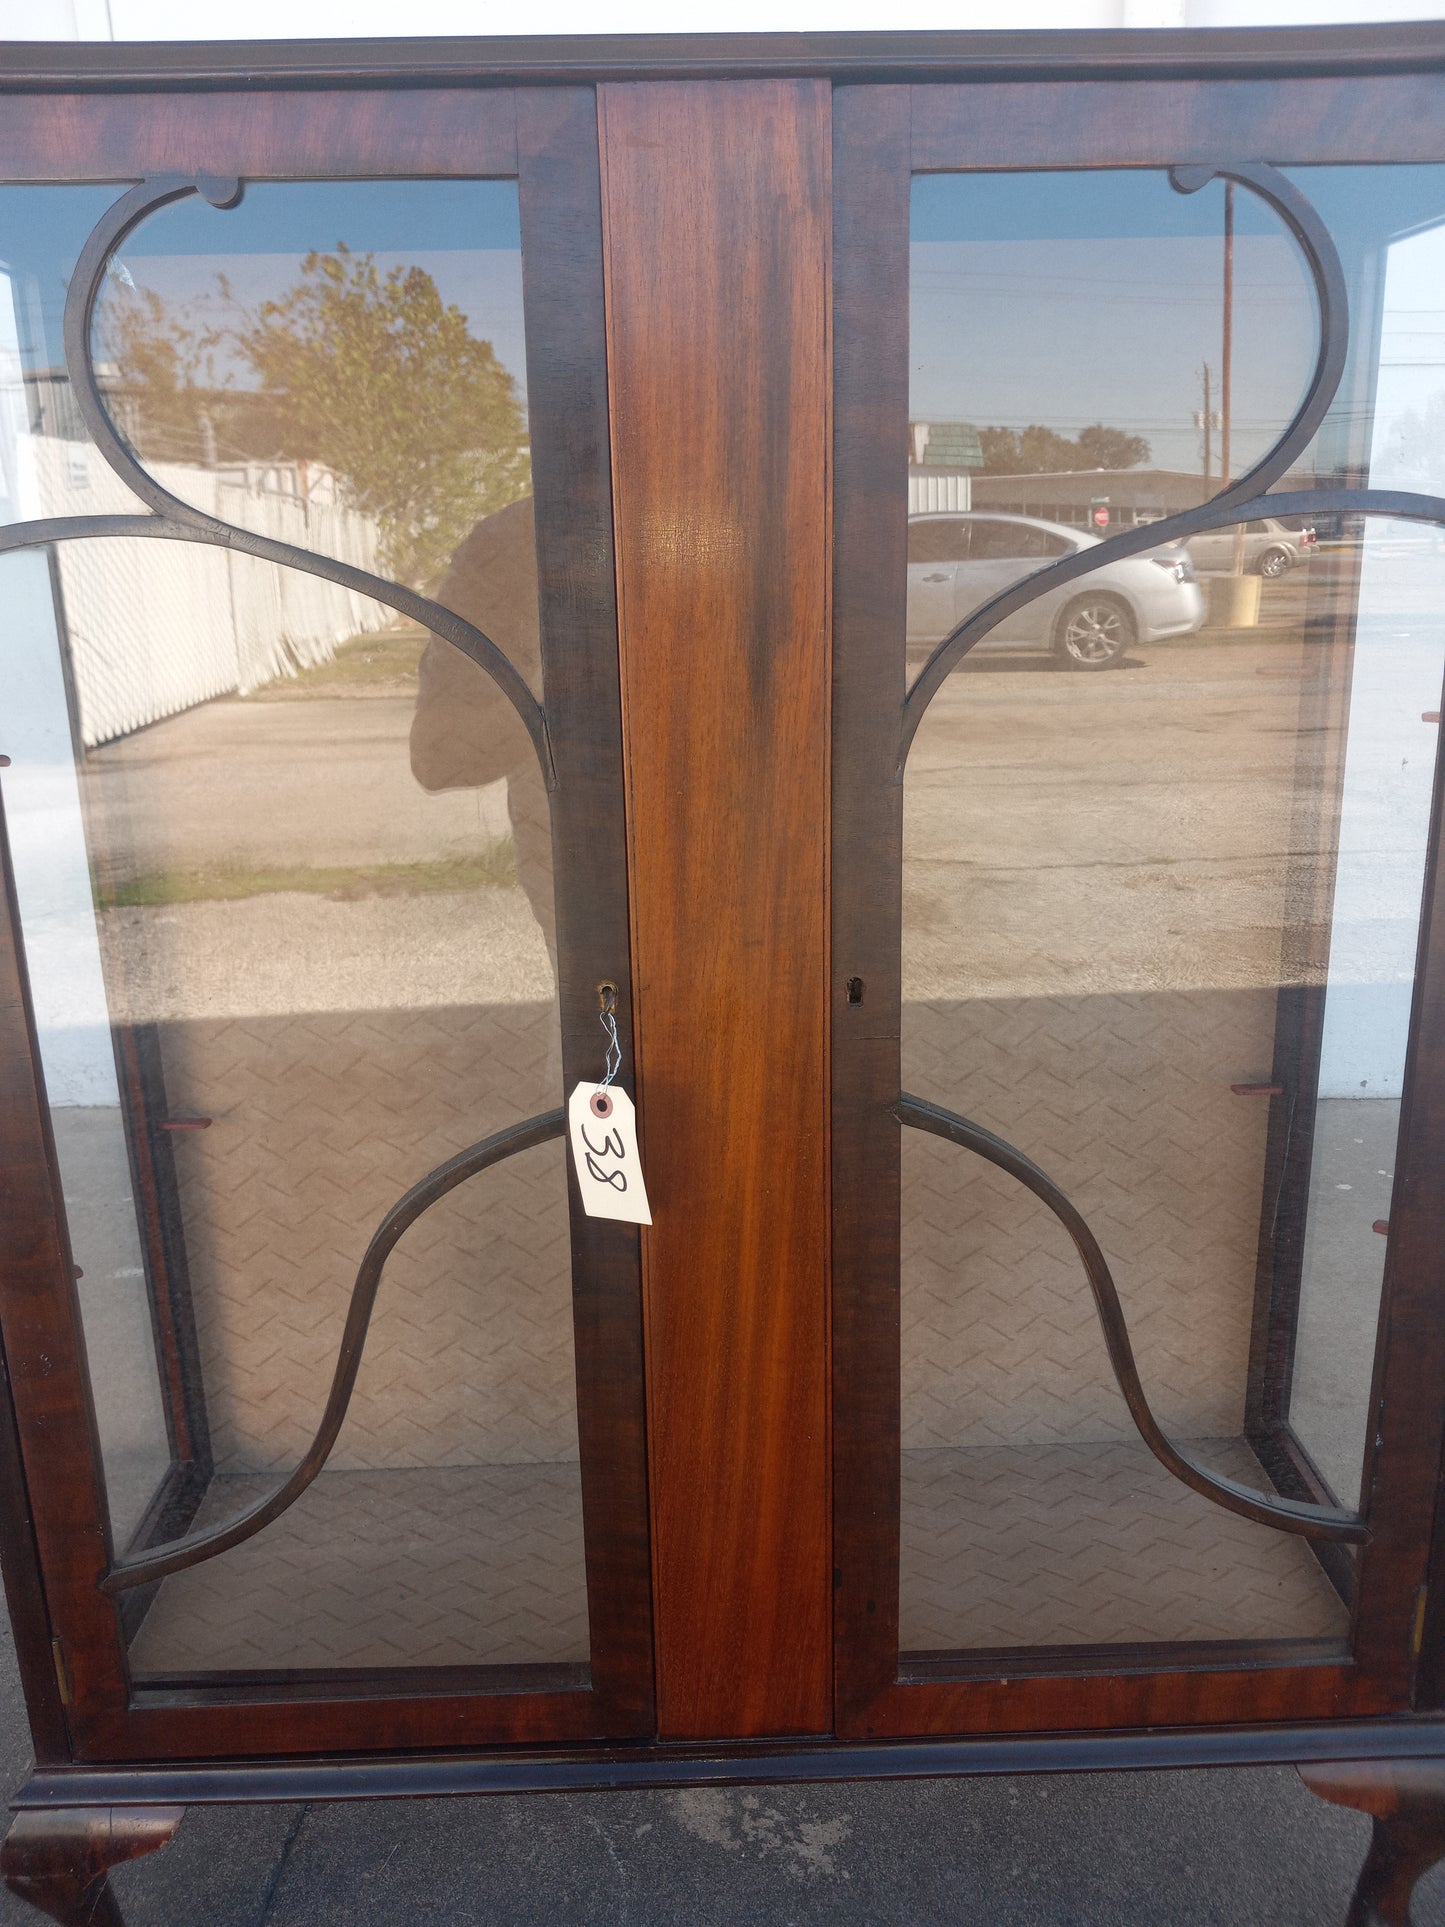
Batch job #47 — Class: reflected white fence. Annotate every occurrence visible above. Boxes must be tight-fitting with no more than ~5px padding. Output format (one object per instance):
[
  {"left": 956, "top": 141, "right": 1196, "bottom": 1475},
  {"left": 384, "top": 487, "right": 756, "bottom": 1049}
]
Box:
[{"left": 12, "top": 436, "right": 389, "bottom": 748}]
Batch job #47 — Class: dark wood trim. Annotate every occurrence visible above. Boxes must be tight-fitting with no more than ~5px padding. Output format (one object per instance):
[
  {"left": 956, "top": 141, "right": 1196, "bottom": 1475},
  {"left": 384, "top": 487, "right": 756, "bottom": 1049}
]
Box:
[
  {"left": 2, "top": 1805, "right": 182, "bottom": 1927},
  {"left": 909, "top": 73, "right": 1445, "bottom": 168},
  {"left": 1420, "top": 1448, "right": 1445, "bottom": 1708},
  {"left": 2, "top": 23, "right": 1445, "bottom": 91},
  {"left": 1243, "top": 993, "right": 1330, "bottom": 1459},
  {"left": 0, "top": 1331, "right": 69, "bottom": 1767},
  {"left": 901, "top": 1636, "right": 1348, "bottom": 1683},
  {"left": 15, "top": 1716, "right": 1445, "bottom": 1812},
  {"left": 0, "top": 774, "right": 133, "bottom": 1737},
  {"left": 1300, "top": 1759, "right": 1445, "bottom": 1925},
  {"left": 0, "top": 87, "right": 519, "bottom": 181},
  {"left": 1353, "top": 629, "right": 1445, "bottom": 1712},
  {"left": 1249, "top": 1422, "right": 1358, "bottom": 1609},
  {"left": 112, "top": 1027, "right": 211, "bottom": 1507},
  {"left": 130, "top": 1661, "right": 591, "bottom": 1702},
  {"left": 0, "top": 579, "right": 83, "bottom": 1773},
  {"left": 844, "top": 1663, "right": 1386, "bottom": 1741},
  {"left": 112, "top": 1462, "right": 211, "bottom": 1653},
  {"left": 1242, "top": 550, "right": 1369, "bottom": 1612},
  {"left": 72, "top": 1690, "right": 608, "bottom": 1762},
  {"left": 517, "top": 82, "right": 656, "bottom": 1742},
  {"left": 829, "top": 81, "right": 911, "bottom": 1741},
  {"left": 600, "top": 77, "right": 833, "bottom": 1741},
  {"left": 1242, "top": 453, "right": 1369, "bottom": 1484}
]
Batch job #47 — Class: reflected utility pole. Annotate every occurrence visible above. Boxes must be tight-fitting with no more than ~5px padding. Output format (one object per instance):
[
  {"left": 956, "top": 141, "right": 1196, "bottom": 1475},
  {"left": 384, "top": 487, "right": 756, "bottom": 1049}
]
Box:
[
  {"left": 1199, "top": 362, "right": 1213, "bottom": 491},
  {"left": 1221, "top": 180, "right": 1234, "bottom": 488},
  {"left": 1222, "top": 181, "right": 1248, "bottom": 575}
]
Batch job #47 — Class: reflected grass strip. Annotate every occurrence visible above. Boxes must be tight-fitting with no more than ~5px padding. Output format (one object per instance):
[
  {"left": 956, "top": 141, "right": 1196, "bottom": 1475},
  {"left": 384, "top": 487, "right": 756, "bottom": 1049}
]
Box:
[{"left": 95, "top": 841, "right": 518, "bottom": 907}]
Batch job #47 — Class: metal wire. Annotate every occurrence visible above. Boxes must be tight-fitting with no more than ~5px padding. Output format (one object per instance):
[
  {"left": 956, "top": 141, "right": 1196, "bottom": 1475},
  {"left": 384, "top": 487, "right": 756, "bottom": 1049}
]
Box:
[{"left": 598, "top": 984, "right": 622, "bottom": 1088}]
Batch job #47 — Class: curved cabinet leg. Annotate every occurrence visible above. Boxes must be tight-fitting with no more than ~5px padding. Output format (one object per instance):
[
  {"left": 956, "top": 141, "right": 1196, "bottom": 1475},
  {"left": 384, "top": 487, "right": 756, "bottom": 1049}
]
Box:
[
  {"left": 1, "top": 1806, "right": 183, "bottom": 1927},
  {"left": 1300, "top": 1761, "right": 1445, "bottom": 1926}
]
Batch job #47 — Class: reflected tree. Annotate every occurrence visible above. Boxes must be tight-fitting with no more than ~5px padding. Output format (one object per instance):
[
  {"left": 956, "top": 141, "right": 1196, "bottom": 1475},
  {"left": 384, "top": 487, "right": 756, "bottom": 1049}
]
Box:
[
  {"left": 98, "top": 245, "right": 530, "bottom": 591},
  {"left": 239, "top": 246, "right": 529, "bottom": 589},
  {"left": 99, "top": 280, "right": 233, "bottom": 466},
  {"left": 977, "top": 421, "right": 1151, "bottom": 474}
]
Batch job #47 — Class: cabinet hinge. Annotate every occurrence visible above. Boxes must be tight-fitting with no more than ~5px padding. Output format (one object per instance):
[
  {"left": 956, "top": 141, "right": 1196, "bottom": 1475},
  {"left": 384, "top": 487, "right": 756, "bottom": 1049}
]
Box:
[{"left": 50, "top": 1636, "right": 71, "bottom": 1707}]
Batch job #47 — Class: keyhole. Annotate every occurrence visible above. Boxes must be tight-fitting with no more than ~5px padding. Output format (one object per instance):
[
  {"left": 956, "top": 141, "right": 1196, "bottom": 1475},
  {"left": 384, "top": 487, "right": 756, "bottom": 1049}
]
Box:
[{"left": 846, "top": 977, "right": 864, "bottom": 1007}]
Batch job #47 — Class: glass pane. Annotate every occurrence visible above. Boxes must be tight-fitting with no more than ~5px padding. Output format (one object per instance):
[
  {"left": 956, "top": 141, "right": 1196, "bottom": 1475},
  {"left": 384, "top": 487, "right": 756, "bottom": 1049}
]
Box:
[
  {"left": 1283, "top": 183, "right": 1445, "bottom": 1508},
  {"left": 92, "top": 182, "right": 530, "bottom": 602},
  {"left": 127, "top": 1142, "right": 586, "bottom": 1674},
  {"left": 908, "top": 166, "right": 1315, "bottom": 658},
  {"left": 1, "top": 180, "right": 588, "bottom": 1674},
  {"left": 2, "top": 186, "right": 173, "bottom": 1556},
  {"left": 899, "top": 164, "right": 1445, "bottom": 1656}
]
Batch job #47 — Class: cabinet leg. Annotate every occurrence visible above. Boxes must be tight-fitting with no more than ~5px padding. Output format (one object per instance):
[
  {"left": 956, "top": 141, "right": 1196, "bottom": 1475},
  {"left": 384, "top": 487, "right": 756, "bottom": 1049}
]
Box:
[
  {"left": 1, "top": 1806, "right": 182, "bottom": 1927},
  {"left": 1300, "top": 1761, "right": 1445, "bottom": 1926}
]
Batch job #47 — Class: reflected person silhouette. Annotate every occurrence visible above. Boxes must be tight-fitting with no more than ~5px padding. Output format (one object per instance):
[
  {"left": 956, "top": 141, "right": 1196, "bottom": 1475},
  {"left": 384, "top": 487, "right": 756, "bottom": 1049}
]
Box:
[{"left": 408, "top": 495, "right": 557, "bottom": 984}]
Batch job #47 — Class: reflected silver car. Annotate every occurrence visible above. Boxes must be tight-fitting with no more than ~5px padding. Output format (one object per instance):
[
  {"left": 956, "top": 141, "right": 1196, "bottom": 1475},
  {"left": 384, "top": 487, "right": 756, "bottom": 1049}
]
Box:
[
  {"left": 1186, "top": 514, "right": 1317, "bottom": 579},
  {"left": 908, "top": 512, "right": 1204, "bottom": 670}
]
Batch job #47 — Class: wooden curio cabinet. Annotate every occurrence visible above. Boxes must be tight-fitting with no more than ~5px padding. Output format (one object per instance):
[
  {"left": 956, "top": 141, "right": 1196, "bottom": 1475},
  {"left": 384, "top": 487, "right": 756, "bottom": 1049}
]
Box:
[{"left": 2, "top": 24, "right": 1445, "bottom": 1923}]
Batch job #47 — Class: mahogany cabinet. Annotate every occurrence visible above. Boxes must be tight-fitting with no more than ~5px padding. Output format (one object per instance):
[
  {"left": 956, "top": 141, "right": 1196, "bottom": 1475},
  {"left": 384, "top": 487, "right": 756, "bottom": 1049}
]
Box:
[{"left": 2, "top": 25, "right": 1445, "bottom": 1924}]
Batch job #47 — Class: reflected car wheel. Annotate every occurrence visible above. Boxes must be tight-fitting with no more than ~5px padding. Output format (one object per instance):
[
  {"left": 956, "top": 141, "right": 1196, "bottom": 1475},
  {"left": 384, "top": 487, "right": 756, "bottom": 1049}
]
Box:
[
  {"left": 1054, "top": 594, "right": 1134, "bottom": 670},
  {"left": 1257, "top": 546, "right": 1292, "bottom": 579}
]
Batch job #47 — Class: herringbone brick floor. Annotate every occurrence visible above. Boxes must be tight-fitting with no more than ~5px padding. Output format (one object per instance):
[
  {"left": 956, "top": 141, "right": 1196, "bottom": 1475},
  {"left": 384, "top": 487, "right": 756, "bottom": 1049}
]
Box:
[
  {"left": 130, "top": 1462, "right": 589, "bottom": 1673},
  {"left": 900, "top": 1437, "right": 1347, "bottom": 1651}
]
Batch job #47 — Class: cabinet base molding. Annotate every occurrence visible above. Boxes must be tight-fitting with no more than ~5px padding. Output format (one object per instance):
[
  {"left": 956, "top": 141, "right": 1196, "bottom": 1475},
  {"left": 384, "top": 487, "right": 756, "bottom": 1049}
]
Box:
[
  {"left": 1300, "top": 1761, "right": 1445, "bottom": 1925},
  {"left": 1, "top": 1805, "right": 182, "bottom": 1927}
]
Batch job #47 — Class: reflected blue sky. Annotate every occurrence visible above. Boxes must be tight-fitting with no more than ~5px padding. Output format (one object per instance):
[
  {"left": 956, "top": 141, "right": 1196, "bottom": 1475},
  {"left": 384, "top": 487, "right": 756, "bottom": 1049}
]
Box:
[
  {"left": 910, "top": 165, "right": 1445, "bottom": 482},
  {"left": 0, "top": 179, "right": 527, "bottom": 396}
]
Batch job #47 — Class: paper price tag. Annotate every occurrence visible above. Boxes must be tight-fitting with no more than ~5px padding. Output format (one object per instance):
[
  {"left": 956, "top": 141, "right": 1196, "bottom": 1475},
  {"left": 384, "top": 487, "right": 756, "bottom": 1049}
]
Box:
[{"left": 567, "top": 1082, "right": 651, "bottom": 1224}]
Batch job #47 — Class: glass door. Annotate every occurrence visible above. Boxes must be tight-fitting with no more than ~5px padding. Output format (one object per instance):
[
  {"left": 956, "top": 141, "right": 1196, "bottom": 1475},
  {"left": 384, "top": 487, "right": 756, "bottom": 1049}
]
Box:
[
  {"left": 832, "top": 80, "right": 1445, "bottom": 1739},
  {"left": 0, "top": 86, "right": 653, "bottom": 1758}
]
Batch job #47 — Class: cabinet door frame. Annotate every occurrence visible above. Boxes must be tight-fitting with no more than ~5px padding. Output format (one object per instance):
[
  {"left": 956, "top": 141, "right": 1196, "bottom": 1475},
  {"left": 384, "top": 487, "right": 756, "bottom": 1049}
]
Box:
[
  {"left": 0, "top": 81, "right": 656, "bottom": 1762},
  {"left": 831, "top": 70, "right": 1445, "bottom": 1742}
]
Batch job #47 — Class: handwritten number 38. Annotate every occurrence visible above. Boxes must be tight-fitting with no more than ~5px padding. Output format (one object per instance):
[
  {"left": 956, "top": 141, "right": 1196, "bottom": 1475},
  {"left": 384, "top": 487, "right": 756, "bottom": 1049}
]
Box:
[{"left": 582, "top": 1123, "right": 628, "bottom": 1193}]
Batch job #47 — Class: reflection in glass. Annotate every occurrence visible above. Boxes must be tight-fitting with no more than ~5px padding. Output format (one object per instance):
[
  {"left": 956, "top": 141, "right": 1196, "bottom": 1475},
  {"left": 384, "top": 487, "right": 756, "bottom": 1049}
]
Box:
[
  {"left": 91, "top": 181, "right": 530, "bottom": 599},
  {"left": 909, "top": 167, "right": 1315, "bottom": 530},
  {"left": 906, "top": 508, "right": 1200, "bottom": 671},
  {"left": 2, "top": 187, "right": 174, "bottom": 1554},
  {"left": 1282, "top": 193, "right": 1445, "bottom": 1507},
  {"left": 900, "top": 166, "right": 1445, "bottom": 1656},
  {"left": 1, "top": 182, "right": 588, "bottom": 1672}
]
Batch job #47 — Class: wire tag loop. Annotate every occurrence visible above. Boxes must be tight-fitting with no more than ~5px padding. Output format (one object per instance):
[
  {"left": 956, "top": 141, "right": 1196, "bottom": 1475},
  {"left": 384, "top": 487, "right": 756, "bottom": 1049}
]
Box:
[
  {"left": 598, "top": 982, "right": 622, "bottom": 1089},
  {"left": 567, "top": 984, "right": 650, "bottom": 1223}
]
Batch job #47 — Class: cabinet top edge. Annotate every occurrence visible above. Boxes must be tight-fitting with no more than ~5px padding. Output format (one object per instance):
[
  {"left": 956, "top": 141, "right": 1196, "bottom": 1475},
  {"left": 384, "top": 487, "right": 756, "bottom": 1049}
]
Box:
[{"left": 1, "top": 23, "right": 1445, "bottom": 95}]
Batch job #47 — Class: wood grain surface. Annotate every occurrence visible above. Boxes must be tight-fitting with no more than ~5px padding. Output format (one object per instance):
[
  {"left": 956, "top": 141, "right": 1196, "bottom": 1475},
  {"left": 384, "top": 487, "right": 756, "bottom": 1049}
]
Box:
[
  {"left": 517, "top": 85, "right": 656, "bottom": 1740},
  {"left": 600, "top": 78, "right": 833, "bottom": 1739},
  {"left": 0, "top": 89, "right": 518, "bottom": 180},
  {"left": 0, "top": 786, "right": 126, "bottom": 1747},
  {"left": 910, "top": 74, "right": 1445, "bottom": 168},
  {"left": 828, "top": 83, "right": 911, "bottom": 1739}
]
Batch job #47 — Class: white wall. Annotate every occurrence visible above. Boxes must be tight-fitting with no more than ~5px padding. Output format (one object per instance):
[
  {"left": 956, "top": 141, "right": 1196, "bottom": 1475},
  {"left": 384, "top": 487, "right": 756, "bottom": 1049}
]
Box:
[{"left": 909, "top": 471, "right": 973, "bottom": 513}]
